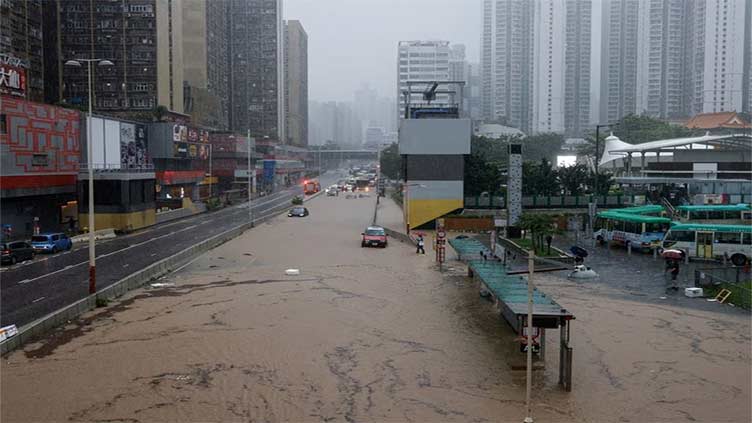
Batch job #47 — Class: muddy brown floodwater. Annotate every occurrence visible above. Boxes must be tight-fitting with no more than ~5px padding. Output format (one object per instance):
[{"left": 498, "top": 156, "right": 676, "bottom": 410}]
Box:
[{"left": 2, "top": 193, "right": 750, "bottom": 423}]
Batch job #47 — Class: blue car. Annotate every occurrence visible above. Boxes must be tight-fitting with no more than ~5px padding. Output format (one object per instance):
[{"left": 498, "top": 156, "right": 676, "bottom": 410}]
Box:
[{"left": 31, "top": 233, "right": 73, "bottom": 254}]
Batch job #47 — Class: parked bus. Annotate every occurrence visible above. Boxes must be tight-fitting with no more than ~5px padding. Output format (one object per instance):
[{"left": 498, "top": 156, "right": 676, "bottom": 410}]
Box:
[
  {"left": 594, "top": 211, "right": 672, "bottom": 251},
  {"left": 675, "top": 204, "right": 751, "bottom": 224},
  {"left": 662, "top": 223, "right": 752, "bottom": 265},
  {"left": 612, "top": 205, "right": 666, "bottom": 216}
]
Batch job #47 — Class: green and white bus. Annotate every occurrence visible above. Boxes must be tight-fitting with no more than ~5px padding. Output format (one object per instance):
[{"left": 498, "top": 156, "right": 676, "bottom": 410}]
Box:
[
  {"left": 594, "top": 211, "right": 672, "bottom": 251},
  {"left": 675, "top": 204, "right": 752, "bottom": 225},
  {"left": 662, "top": 223, "right": 752, "bottom": 265}
]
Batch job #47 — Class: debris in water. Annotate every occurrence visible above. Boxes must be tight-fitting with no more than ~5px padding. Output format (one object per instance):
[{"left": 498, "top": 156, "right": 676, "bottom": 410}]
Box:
[
  {"left": 659, "top": 296, "right": 667, "bottom": 300},
  {"left": 285, "top": 269, "right": 301, "bottom": 276},
  {"left": 150, "top": 283, "right": 175, "bottom": 288}
]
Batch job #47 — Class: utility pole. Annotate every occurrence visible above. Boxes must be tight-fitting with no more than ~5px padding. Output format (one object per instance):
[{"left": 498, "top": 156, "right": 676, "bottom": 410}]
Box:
[
  {"left": 64, "top": 58, "right": 114, "bottom": 295},
  {"left": 524, "top": 250, "right": 535, "bottom": 423},
  {"left": 248, "top": 129, "right": 254, "bottom": 227}
]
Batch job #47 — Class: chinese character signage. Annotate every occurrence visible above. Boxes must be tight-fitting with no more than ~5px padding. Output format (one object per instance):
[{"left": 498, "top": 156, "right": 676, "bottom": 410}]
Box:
[{"left": 0, "top": 63, "right": 26, "bottom": 98}]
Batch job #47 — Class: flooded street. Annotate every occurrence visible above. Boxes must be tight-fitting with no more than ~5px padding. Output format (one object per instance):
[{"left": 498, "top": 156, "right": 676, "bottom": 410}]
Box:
[
  {"left": 2, "top": 193, "right": 750, "bottom": 422},
  {"left": 2, "top": 194, "right": 571, "bottom": 422}
]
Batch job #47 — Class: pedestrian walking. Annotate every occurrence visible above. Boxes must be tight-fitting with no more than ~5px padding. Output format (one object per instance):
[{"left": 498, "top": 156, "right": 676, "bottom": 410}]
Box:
[
  {"left": 416, "top": 235, "right": 425, "bottom": 254},
  {"left": 545, "top": 235, "right": 553, "bottom": 254},
  {"left": 665, "top": 260, "right": 680, "bottom": 291}
]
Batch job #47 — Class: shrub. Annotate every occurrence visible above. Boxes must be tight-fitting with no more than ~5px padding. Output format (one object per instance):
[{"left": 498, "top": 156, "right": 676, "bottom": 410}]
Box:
[{"left": 291, "top": 196, "right": 304, "bottom": 205}]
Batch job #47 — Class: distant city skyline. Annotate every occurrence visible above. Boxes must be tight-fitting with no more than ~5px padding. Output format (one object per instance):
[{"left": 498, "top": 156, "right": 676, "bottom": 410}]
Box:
[{"left": 284, "top": 0, "right": 481, "bottom": 101}]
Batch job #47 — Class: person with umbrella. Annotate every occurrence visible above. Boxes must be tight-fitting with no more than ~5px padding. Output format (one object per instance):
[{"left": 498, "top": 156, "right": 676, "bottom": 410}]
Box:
[{"left": 662, "top": 249, "right": 684, "bottom": 291}]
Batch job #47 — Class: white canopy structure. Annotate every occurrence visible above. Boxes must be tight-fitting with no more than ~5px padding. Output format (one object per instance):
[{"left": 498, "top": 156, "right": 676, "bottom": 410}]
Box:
[{"left": 599, "top": 133, "right": 752, "bottom": 166}]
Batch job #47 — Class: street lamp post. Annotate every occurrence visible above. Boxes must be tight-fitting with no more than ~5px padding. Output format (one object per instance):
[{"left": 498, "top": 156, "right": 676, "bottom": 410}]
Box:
[
  {"left": 593, "top": 122, "right": 619, "bottom": 201},
  {"left": 65, "top": 58, "right": 114, "bottom": 295}
]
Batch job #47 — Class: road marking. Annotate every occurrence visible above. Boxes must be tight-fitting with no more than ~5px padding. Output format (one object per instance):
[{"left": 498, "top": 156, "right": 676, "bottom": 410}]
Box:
[
  {"left": 32, "top": 296, "right": 45, "bottom": 303},
  {"left": 6, "top": 187, "right": 302, "bottom": 286},
  {"left": 123, "top": 263, "right": 130, "bottom": 268},
  {"left": 172, "top": 255, "right": 203, "bottom": 273},
  {"left": 150, "top": 253, "right": 157, "bottom": 257}
]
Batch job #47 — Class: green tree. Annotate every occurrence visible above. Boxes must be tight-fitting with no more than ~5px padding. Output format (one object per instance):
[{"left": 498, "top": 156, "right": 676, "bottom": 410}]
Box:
[
  {"left": 557, "top": 164, "right": 589, "bottom": 196},
  {"left": 522, "top": 133, "right": 565, "bottom": 162},
  {"left": 589, "top": 170, "right": 615, "bottom": 195},
  {"left": 523, "top": 158, "right": 559, "bottom": 196},
  {"left": 518, "top": 213, "right": 557, "bottom": 253},
  {"left": 464, "top": 151, "right": 504, "bottom": 196},
  {"left": 379, "top": 143, "right": 401, "bottom": 180}
]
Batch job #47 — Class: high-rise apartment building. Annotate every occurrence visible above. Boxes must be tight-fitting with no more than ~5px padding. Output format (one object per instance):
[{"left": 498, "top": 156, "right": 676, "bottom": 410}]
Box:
[
  {"left": 480, "top": 0, "right": 534, "bottom": 133},
  {"left": 635, "top": 0, "right": 693, "bottom": 119},
  {"left": 229, "top": 0, "right": 284, "bottom": 140},
  {"left": 0, "top": 0, "right": 44, "bottom": 102},
  {"left": 746, "top": 0, "right": 752, "bottom": 114},
  {"left": 396, "top": 40, "right": 451, "bottom": 119},
  {"left": 563, "top": 0, "right": 591, "bottom": 136},
  {"left": 689, "top": 0, "right": 747, "bottom": 114},
  {"left": 600, "top": 0, "right": 640, "bottom": 123},
  {"left": 284, "top": 20, "right": 308, "bottom": 147},
  {"left": 46, "top": 0, "right": 184, "bottom": 113},
  {"left": 182, "top": 0, "right": 229, "bottom": 130},
  {"left": 482, "top": 0, "right": 590, "bottom": 135},
  {"left": 532, "top": 0, "right": 565, "bottom": 133}
]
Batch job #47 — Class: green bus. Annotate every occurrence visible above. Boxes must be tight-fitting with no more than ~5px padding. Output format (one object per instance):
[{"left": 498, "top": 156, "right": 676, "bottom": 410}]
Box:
[{"left": 663, "top": 223, "right": 752, "bottom": 265}]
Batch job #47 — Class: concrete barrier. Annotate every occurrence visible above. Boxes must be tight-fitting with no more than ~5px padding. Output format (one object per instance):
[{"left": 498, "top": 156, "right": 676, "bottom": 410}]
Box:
[
  {"left": 71, "top": 228, "right": 116, "bottom": 243},
  {"left": 0, "top": 190, "right": 320, "bottom": 356}
]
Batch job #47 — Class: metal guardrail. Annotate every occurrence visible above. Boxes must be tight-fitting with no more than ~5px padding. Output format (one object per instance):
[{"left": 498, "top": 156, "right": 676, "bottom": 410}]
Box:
[
  {"left": 694, "top": 266, "right": 751, "bottom": 310},
  {"left": 464, "top": 194, "right": 643, "bottom": 209},
  {"left": 695, "top": 266, "right": 750, "bottom": 286},
  {"left": 465, "top": 194, "right": 752, "bottom": 209}
]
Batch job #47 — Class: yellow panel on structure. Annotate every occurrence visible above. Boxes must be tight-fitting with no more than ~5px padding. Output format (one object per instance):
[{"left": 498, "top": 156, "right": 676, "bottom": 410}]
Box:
[
  {"left": 79, "top": 209, "right": 156, "bottom": 233},
  {"left": 407, "top": 199, "right": 463, "bottom": 229}
]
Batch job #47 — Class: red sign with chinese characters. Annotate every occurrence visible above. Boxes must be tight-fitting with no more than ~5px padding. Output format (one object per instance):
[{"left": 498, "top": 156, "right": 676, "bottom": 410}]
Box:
[{"left": 0, "top": 64, "right": 26, "bottom": 97}]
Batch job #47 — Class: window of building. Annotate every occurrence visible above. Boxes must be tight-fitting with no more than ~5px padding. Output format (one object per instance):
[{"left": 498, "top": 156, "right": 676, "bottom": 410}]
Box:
[{"left": 32, "top": 154, "right": 48, "bottom": 166}]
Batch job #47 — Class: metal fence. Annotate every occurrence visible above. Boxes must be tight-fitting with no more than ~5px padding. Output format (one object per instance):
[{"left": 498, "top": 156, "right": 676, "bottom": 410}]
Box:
[
  {"left": 695, "top": 266, "right": 751, "bottom": 286},
  {"left": 465, "top": 194, "right": 645, "bottom": 209},
  {"left": 694, "top": 266, "right": 752, "bottom": 309}
]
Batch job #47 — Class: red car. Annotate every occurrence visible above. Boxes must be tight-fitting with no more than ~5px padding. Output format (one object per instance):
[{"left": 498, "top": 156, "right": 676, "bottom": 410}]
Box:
[{"left": 361, "top": 226, "right": 388, "bottom": 248}]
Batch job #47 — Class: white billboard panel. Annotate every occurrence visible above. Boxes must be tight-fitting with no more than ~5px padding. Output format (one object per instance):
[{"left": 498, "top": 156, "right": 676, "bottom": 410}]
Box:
[{"left": 104, "top": 119, "right": 121, "bottom": 169}]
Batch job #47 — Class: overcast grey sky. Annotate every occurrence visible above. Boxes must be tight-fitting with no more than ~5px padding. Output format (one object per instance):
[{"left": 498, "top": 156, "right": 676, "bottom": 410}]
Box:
[{"left": 284, "top": 0, "right": 481, "bottom": 102}]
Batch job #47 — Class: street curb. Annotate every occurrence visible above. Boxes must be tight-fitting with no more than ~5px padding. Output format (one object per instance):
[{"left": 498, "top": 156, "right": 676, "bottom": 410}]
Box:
[
  {"left": 372, "top": 197, "right": 415, "bottom": 245},
  {"left": 0, "top": 190, "right": 321, "bottom": 356}
]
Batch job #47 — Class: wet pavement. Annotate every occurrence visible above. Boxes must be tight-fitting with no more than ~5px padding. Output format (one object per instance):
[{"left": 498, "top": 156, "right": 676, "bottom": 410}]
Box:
[
  {"left": 1, "top": 194, "right": 750, "bottom": 422},
  {"left": 0, "top": 174, "right": 339, "bottom": 328}
]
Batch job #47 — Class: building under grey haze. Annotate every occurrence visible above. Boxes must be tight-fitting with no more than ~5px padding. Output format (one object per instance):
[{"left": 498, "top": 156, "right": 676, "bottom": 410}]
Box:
[
  {"left": 229, "top": 0, "right": 284, "bottom": 140},
  {"left": 285, "top": 20, "right": 308, "bottom": 147},
  {"left": 182, "top": 0, "right": 229, "bottom": 129},
  {"left": 309, "top": 100, "right": 362, "bottom": 148},
  {"left": 1, "top": 0, "right": 44, "bottom": 102},
  {"left": 600, "top": 0, "right": 640, "bottom": 124},
  {"left": 396, "top": 40, "right": 451, "bottom": 120},
  {"left": 480, "top": 0, "right": 534, "bottom": 133},
  {"left": 688, "top": 0, "right": 748, "bottom": 115},
  {"left": 482, "top": 0, "right": 590, "bottom": 135},
  {"left": 563, "top": 0, "right": 591, "bottom": 136},
  {"left": 44, "top": 0, "right": 185, "bottom": 114}
]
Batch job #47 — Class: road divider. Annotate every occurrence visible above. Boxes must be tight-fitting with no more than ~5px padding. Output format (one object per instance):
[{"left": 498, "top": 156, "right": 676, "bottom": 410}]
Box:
[
  {"left": 71, "top": 228, "right": 116, "bottom": 243},
  {"left": 0, "top": 189, "right": 321, "bottom": 356}
]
